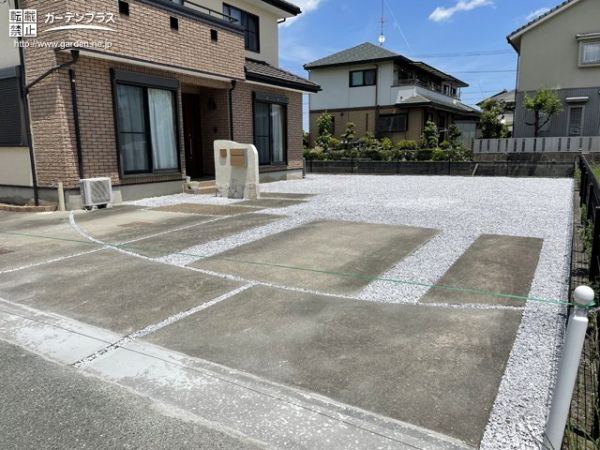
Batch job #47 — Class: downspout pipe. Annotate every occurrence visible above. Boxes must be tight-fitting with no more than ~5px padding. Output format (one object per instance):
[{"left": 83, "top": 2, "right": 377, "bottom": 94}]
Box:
[
  {"left": 228, "top": 79, "right": 237, "bottom": 140},
  {"left": 14, "top": 0, "right": 39, "bottom": 205},
  {"left": 69, "top": 69, "right": 84, "bottom": 179}
]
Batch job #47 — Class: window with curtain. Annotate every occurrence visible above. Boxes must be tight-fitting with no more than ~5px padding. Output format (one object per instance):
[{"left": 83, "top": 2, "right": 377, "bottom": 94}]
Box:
[
  {"left": 581, "top": 41, "right": 600, "bottom": 65},
  {"left": 115, "top": 84, "right": 179, "bottom": 174},
  {"left": 223, "top": 4, "right": 259, "bottom": 52},
  {"left": 148, "top": 88, "right": 178, "bottom": 170},
  {"left": 253, "top": 97, "right": 287, "bottom": 166},
  {"left": 116, "top": 85, "right": 149, "bottom": 173}
]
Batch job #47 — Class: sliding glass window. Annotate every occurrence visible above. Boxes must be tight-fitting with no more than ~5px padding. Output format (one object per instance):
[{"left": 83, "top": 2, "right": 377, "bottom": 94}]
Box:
[
  {"left": 115, "top": 81, "right": 178, "bottom": 175},
  {"left": 253, "top": 95, "right": 287, "bottom": 166}
]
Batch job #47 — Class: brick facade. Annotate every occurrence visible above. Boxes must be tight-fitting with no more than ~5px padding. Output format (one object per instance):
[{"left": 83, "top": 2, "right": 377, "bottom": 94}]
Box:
[
  {"left": 232, "top": 82, "right": 303, "bottom": 171},
  {"left": 18, "top": 0, "right": 305, "bottom": 194}
]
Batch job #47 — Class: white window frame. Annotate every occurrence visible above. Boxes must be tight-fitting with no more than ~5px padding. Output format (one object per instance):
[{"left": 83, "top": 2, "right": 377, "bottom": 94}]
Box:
[{"left": 579, "top": 40, "right": 600, "bottom": 67}]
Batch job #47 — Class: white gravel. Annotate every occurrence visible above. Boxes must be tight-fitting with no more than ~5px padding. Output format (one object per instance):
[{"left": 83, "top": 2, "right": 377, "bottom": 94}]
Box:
[
  {"left": 128, "top": 174, "right": 574, "bottom": 449},
  {"left": 126, "top": 193, "right": 243, "bottom": 207}
]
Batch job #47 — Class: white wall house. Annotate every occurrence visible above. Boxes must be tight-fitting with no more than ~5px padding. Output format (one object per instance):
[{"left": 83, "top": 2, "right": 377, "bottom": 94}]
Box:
[{"left": 305, "top": 43, "right": 479, "bottom": 143}]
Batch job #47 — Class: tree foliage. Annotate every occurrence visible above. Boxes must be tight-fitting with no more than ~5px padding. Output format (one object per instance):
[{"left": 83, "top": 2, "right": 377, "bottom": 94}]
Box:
[
  {"left": 422, "top": 120, "right": 439, "bottom": 149},
  {"left": 479, "top": 100, "right": 509, "bottom": 139},
  {"left": 523, "top": 89, "right": 563, "bottom": 137}
]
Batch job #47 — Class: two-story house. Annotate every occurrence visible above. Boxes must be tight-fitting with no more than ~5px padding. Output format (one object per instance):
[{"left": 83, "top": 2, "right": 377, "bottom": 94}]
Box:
[
  {"left": 0, "top": 0, "right": 319, "bottom": 208},
  {"left": 304, "top": 42, "right": 479, "bottom": 145},
  {"left": 508, "top": 0, "right": 600, "bottom": 138}
]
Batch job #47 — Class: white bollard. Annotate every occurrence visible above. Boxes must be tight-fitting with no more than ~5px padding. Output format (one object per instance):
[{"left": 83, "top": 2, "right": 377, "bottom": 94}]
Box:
[
  {"left": 543, "top": 285, "right": 595, "bottom": 450},
  {"left": 57, "top": 182, "right": 66, "bottom": 211}
]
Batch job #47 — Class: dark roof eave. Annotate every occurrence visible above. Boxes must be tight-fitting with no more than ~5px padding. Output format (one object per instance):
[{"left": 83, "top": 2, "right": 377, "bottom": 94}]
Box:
[
  {"left": 397, "top": 101, "right": 480, "bottom": 117},
  {"left": 246, "top": 72, "right": 321, "bottom": 93},
  {"left": 261, "top": 0, "right": 301, "bottom": 15},
  {"left": 304, "top": 56, "right": 401, "bottom": 70},
  {"left": 305, "top": 55, "right": 468, "bottom": 87}
]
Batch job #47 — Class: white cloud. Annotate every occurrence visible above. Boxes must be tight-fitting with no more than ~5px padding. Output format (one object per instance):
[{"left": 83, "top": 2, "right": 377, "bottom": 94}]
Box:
[
  {"left": 525, "top": 7, "right": 551, "bottom": 21},
  {"left": 429, "top": 0, "right": 493, "bottom": 22},
  {"left": 280, "top": 0, "right": 323, "bottom": 27}
]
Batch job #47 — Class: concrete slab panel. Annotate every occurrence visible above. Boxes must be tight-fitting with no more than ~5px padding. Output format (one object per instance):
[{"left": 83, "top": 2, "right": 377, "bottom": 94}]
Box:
[
  {"left": 192, "top": 221, "right": 437, "bottom": 294},
  {"left": 421, "top": 234, "right": 543, "bottom": 307},
  {"left": 128, "top": 213, "right": 282, "bottom": 258},
  {"left": 73, "top": 206, "right": 215, "bottom": 243},
  {"left": 0, "top": 223, "right": 94, "bottom": 272},
  {"left": 260, "top": 193, "right": 315, "bottom": 199},
  {"left": 0, "top": 211, "right": 73, "bottom": 232},
  {"left": 151, "top": 203, "right": 264, "bottom": 216},
  {"left": 237, "top": 198, "right": 307, "bottom": 208},
  {"left": 0, "top": 249, "right": 242, "bottom": 334},
  {"left": 146, "top": 285, "right": 522, "bottom": 446}
]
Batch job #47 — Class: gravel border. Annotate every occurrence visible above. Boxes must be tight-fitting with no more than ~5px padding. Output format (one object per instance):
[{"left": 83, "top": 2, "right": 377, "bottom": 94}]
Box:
[{"left": 126, "top": 174, "right": 574, "bottom": 448}]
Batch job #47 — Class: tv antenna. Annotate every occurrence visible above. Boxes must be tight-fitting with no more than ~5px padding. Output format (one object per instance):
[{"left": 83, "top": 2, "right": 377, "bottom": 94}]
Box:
[{"left": 378, "top": 0, "right": 386, "bottom": 46}]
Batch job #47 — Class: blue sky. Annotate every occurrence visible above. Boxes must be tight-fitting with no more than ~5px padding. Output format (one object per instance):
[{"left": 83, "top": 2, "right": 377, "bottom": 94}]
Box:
[{"left": 278, "top": 0, "right": 559, "bottom": 129}]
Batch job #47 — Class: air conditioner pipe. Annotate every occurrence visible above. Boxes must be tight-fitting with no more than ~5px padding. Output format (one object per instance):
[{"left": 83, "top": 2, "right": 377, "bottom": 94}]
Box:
[{"left": 25, "top": 49, "right": 80, "bottom": 93}]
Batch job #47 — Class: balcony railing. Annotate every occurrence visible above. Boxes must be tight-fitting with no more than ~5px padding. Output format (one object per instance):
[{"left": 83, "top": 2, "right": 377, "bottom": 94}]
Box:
[
  {"left": 171, "top": 0, "right": 237, "bottom": 22},
  {"left": 141, "top": 0, "right": 243, "bottom": 30},
  {"left": 393, "top": 79, "right": 459, "bottom": 99}
]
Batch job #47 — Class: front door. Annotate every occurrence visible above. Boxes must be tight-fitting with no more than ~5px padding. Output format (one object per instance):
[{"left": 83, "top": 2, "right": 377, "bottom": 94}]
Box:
[{"left": 182, "top": 93, "right": 203, "bottom": 179}]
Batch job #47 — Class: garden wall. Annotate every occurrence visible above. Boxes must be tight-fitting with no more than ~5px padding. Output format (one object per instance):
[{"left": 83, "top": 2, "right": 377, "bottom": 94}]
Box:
[{"left": 304, "top": 159, "right": 575, "bottom": 178}]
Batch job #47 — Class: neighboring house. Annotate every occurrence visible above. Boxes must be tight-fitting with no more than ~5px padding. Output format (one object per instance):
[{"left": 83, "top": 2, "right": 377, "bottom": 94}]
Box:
[
  {"left": 508, "top": 0, "right": 600, "bottom": 138},
  {"left": 304, "top": 42, "right": 479, "bottom": 145},
  {"left": 477, "top": 89, "right": 516, "bottom": 132},
  {"left": 0, "top": 0, "right": 319, "bottom": 208}
]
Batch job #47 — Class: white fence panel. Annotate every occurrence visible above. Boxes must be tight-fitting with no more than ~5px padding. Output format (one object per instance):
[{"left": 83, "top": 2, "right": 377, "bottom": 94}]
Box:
[{"left": 474, "top": 136, "right": 600, "bottom": 153}]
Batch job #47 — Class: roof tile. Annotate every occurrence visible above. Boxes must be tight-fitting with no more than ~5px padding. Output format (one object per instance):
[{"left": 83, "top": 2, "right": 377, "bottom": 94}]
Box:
[{"left": 245, "top": 59, "right": 320, "bottom": 92}]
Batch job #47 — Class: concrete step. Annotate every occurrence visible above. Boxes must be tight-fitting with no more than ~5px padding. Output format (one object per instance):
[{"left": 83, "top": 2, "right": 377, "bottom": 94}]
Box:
[{"left": 184, "top": 186, "right": 217, "bottom": 196}]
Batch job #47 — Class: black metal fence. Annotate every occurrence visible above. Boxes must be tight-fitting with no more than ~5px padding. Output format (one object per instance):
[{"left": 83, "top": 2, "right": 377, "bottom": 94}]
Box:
[
  {"left": 304, "top": 159, "right": 575, "bottom": 178},
  {"left": 579, "top": 157, "right": 600, "bottom": 282},
  {"left": 567, "top": 156, "right": 600, "bottom": 449}
]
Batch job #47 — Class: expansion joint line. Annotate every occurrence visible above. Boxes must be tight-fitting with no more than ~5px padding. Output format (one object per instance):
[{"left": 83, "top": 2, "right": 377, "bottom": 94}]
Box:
[{"left": 72, "top": 283, "right": 255, "bottom": 368}]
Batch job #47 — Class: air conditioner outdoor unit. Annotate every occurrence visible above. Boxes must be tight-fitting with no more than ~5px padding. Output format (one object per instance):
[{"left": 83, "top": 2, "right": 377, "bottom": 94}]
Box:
[{"left": 80, "top": 177, "right": 112, "bottom": 209}]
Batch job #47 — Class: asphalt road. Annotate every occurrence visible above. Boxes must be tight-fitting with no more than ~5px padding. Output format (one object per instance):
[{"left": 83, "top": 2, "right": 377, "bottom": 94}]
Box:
[{"left": 0, "top": 340, "right": 261, "bottom": 450}]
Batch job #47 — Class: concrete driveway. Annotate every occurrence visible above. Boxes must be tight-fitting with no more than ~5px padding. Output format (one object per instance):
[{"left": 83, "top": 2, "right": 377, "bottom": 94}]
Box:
[{"left": 0, "top": 175, "right": 573, "bottom": 449}]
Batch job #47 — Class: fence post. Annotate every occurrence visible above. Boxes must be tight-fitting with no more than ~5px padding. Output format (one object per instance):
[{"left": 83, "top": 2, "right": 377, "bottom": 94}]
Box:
[
  {"left": 590, "top": 207, "right": 600, "bottom": 282},
  {"left": 544, "top": 285, "right": 595, "bottom": 450}
]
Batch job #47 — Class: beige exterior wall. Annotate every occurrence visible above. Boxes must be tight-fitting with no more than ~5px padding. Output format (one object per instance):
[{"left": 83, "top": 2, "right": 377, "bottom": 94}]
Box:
[
  {"left": 309, "top": 108, "right": 424, "bottom": 143},
  {"left": 308, "top": 62, "right": 398, "bottom": 111},
  {"left": 516, "top": 0, "right": 600, "bottom": 91},
  {"left": 310, "top": 109, "right": 376, "bottom": 142},
  {"left": 309, "top": 64, "right": 384, "bottom": 111},
  {"left": 190, "top": 0, "right": 285, "bottom": 67},
  {"left": 0, "top": 1, "right": 20, "bottom": 69},
  {"left": 0, "top": 147, "right": 33, "bottom": 186}
]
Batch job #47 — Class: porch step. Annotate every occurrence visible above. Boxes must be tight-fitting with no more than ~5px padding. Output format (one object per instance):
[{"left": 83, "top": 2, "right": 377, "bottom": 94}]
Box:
[
  {"left": 196, "top": 180, "right": 216, "bottom": 188},
  {"left": 184, "top": 179, "right": 216, "bottom": 196},
  {"left": 184, "top": 186, "right": 217, "bottom": 196}
]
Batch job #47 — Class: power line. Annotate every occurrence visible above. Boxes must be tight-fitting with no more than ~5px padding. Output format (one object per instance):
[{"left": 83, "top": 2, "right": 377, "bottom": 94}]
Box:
[
  {"left": 451, "top": 69, "right": 517, "bottom": 74},
  {"left": 408, "top": 50, "right": 514, "bottom": 58}
]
